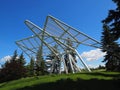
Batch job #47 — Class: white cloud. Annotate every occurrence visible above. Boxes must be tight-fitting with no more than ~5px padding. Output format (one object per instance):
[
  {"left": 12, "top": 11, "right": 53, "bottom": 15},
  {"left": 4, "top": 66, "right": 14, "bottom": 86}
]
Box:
[
  {"left": 0, "top": 55, "right": 20, "bottom": 64},
  {"left": 88, "top": 63, "right": 105, "bottom": 68},
  {"left": 81, "top": 49, "right": 106, "bottom": 61},
  {"left": 88, "top": 64, "right": 98, "bottom": 68},
  {"left": 0, "top": 55, "right": 12, "bottom": 63}
]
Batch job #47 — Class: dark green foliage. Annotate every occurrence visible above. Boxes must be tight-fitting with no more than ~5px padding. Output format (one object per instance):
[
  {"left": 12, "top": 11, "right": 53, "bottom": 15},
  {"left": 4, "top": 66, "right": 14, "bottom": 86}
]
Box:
[
  {"left": 0, "top": 50, "right": 26, "bottom": 83},
  {"left": 17, "top": 53, "right": 27, "bottom": 77},
  {"left": 96, "top": 65, "right": 105, "bottom": 70},
  {"left": 102, "top": 0, "right": 120, "bottom": 40},
  {"left": 18, "top": 53, "right": 26, "bottom": 65},
  {"left": 101, "top": 25, "right": 120, "bottom": 71},
  {"left": 29, "top": 57, "right": 35, "bottom": 76},
  {"left": 101, "top": 0, "right": 120, "bottom": 71},
  {"left": 26, "top": 57, "right": 35, "bottom": 76},
  {"left": 35, "top": 47, "right": 46, "bottom": 75}
]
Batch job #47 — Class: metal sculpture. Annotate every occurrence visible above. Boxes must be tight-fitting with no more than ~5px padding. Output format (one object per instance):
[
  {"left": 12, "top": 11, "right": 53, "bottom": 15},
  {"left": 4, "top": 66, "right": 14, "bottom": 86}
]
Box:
[{"left": 16, "top": 15, "right": 101, "bottom": 74}]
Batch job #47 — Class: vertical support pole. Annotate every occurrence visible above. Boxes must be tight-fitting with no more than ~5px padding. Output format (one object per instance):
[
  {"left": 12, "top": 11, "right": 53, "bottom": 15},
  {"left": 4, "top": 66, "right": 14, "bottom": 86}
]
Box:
[
  {"left": 50, "top": 59, "right": 55, "bottom": 74},
  {"left": 61, "top": 54, "right": 68, "bottom": 74},
  {"left": 59, "top": 59, "right": 61, "bottom": 74},
  {"left": 69, "top": 54, "right": 81, "bottom": 72},
  {"left": 68, "top": 54, "right": 75, "bottom": 73},
  {"left": 75, "top": 49, "right": 91, "bottom": 72}
]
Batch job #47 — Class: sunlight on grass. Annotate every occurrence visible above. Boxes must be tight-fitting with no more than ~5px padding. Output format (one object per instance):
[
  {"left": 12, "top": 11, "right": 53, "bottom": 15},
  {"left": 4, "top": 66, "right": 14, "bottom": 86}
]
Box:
[{"left": 0, "top": 72, "right": 120, "bottom": 90}]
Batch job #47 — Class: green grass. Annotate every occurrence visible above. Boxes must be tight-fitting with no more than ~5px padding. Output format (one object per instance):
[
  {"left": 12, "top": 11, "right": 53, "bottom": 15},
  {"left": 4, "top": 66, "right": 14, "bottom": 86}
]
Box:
[{"left": 0, "top": 72, "right": 120, "bottom": 90}]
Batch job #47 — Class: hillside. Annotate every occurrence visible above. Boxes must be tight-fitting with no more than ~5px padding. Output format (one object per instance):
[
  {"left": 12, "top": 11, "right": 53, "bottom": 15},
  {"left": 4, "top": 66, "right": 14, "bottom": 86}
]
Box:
[{"left": 0, "top": 72, "right": 120, "bottom": 90}]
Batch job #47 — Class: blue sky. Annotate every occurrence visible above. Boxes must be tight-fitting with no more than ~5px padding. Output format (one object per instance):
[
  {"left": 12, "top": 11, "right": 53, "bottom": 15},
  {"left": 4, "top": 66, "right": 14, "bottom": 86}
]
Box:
[{"left": 0, "top": 0, "right": 116, "bottom": 67}]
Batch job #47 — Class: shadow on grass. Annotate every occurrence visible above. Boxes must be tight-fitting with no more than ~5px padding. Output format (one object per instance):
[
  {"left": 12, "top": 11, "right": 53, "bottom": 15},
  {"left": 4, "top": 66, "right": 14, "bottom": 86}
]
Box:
[
  {"left": 80, "top": 72, "right": 120, "bottom": 79},
  {"left": 17, "top": 78, "right": 120, "bottom": 90},
  {"left": 0, "top": 82, "right": 8, "bottom": 88}
]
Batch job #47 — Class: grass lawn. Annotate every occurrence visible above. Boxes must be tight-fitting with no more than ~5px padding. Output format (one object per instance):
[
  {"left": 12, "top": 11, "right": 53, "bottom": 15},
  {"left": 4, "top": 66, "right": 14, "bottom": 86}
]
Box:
[{"left": 0, "top": 71, "right": 120, "bottom": 90}]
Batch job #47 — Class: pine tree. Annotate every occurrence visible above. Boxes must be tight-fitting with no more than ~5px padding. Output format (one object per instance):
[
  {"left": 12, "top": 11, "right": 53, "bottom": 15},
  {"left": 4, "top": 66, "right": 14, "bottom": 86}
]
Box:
[
  {"left": 17, "top": 53, "right": 26, "bottom": 77},
  {"left": 11, "top": 50, "right": 18, "bottom": 62},
  {"left": 101, "top": 0, "right": 120, "bottom": 71},
  {"left": 18, "top": 52, "right": 26, "bottom": 65},
  {"left": 26, "top": 57, "right": 35, "bottom": 76},
  {"left": 102, "top": 0, "right": 120, "bottom": 40},
  {"left": 0, "top": 50, "right": 27, "bottom": 83},
  {"left": 30, "top": 57, "right": 35, "bottom": 76},
  {"left": 36, "top": 47, "right": 45, "bottom": 75}
]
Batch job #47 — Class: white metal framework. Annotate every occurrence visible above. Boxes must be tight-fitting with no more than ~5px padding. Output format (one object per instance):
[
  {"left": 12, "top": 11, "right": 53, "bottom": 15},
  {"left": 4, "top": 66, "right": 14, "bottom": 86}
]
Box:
[{"left": 16, "top": 15, "right": 101, "bottom": 74}]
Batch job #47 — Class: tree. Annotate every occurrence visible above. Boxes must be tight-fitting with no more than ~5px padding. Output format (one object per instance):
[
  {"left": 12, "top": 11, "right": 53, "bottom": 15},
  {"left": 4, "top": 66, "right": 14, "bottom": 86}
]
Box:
[
  {"left": 0, "top": 50, "right": 27, "bottom": 83},
  {"left": 35, "top": 47, "right": 45, "bottom": 75},
  {"left": 18, "top": 52, "right": 26, "bottom": 65},
  {"left": 30, "top": 57, "right": 35, "bottom": 75},
  {"left": 17, "top": 53, "right": 26, "bottom": 77},
  {"left": 26, "top": 57, "right": 35, "bottom": 76},
  {"left": 102, "top": 0, "right": 120, "bottom": 41},
  {"left": 101, "top": 0, "right": 120, "bottom": 71}
]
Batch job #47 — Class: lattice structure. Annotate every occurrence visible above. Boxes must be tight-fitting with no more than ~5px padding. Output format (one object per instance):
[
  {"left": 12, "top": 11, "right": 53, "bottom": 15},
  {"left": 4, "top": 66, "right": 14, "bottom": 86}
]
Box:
[
  {"left": 44, "top": 16, "right": 100, "bottom": 48},
  {"left": 16, "top": 15, "right": 101, "bottom": 74}
]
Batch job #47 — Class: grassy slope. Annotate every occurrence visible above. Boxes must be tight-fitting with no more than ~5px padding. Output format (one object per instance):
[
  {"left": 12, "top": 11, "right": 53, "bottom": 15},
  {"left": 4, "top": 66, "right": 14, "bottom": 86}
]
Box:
[{"left": 0, "top": 72, "right": 120, "bottom": 90}]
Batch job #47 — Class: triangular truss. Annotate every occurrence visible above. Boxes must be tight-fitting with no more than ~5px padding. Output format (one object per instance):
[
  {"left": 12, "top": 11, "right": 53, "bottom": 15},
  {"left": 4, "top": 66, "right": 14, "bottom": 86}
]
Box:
[
  {"left": 16, "top": 15, "right": 101, "bottom": 74},
  {"left": 44, "top": 16, "right": 101, "bottom": 48}
]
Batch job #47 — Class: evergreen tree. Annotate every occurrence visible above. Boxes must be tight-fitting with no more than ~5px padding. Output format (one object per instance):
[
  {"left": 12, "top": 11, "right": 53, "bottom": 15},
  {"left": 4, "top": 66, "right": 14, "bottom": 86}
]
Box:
[
  {"left": 11, "top": 50, "right": 18, "bottom": 62},
  {"left": 17, "top": 53, "right": 26, "bottom": 77},
  {"left": 29, "top": 57, "right": 35, "bottom": 76},
  {"left": 102, "top": 0, "right": 120, "bottom": 40},
  {"left": 101, "top": 0, "right": 120, "bottom": 71},
  {"left": 26, "top": 57, "right": 35, "bottom": 76},
  {"left": 18, "top": 52, "right": 26, "bottom": 65},
  {"left": 35, "top": 47, "right": 45, "bottom": 75},
  {"left": 0, "top": 50, "right": 27, "bottom": 83}
]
